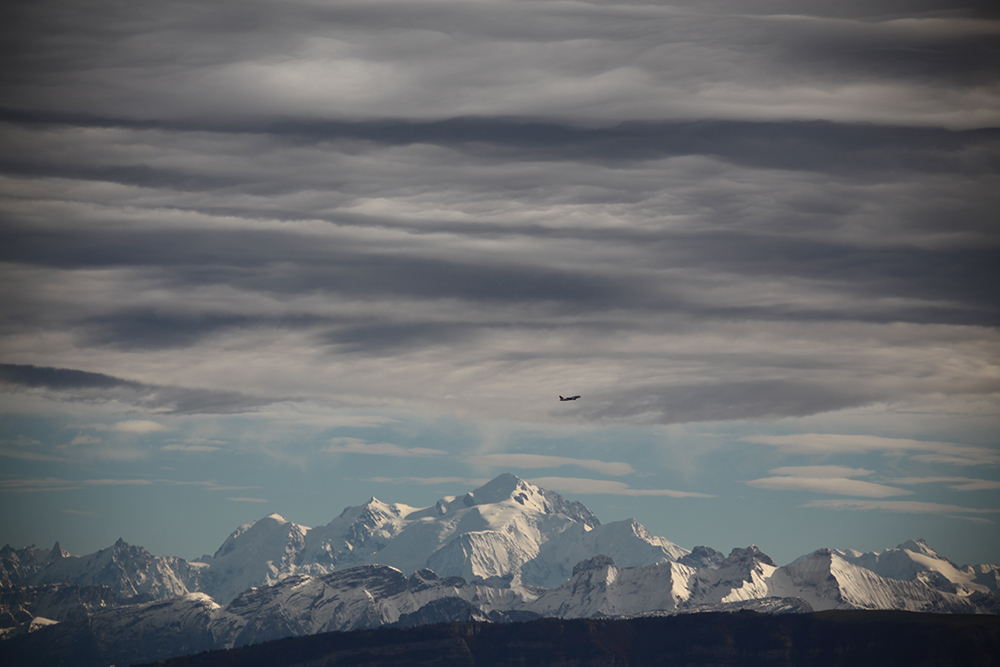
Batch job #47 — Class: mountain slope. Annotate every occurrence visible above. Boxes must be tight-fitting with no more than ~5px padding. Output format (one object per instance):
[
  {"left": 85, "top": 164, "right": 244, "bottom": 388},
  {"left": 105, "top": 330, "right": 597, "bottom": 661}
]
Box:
[
  {"left": 4, "top": 539, "right": 201, "bottom": 602},
  {"left": 194, "top": 473, "right": 686, "bottom": 600},
  {"left": 769, "top": 548, "right": 988, "bottom": 613}
]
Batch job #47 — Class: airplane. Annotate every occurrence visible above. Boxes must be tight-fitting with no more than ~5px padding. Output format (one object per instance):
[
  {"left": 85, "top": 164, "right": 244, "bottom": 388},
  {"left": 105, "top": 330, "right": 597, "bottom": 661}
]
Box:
[{"left": 559, "top": 395, "right": 581, "bottom": 401}]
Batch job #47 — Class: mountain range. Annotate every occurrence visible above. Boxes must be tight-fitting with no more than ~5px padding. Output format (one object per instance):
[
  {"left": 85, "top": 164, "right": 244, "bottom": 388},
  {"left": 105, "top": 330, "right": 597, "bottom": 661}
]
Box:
[{"left": 2, "top": 473, "right": 997, "bottom": 665}]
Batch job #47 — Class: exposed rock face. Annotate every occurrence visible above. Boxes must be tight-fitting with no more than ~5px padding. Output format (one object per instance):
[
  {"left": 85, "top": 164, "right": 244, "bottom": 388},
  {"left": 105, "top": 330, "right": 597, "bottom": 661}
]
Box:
[
  {"left": 678, "top": 545, "right": 726, "bottom": 569},
  {"left": 0, "top": 582, "right": 123, "bottom": 629},
  {"left": 1, "top": 539, "right": 199, "bottom": 615}
]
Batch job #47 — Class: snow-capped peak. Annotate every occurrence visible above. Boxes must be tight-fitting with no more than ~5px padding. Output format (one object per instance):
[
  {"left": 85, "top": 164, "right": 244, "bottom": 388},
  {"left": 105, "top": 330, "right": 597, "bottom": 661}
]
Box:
[
  {"left": 898, "top": 539, "right": 940, "bottom": 559},
  {"left": 464, "top": 474, "right": 600, "bottom": 529},
  {"left": 469, "top": 473, "right": 530, "bottom": 505}
]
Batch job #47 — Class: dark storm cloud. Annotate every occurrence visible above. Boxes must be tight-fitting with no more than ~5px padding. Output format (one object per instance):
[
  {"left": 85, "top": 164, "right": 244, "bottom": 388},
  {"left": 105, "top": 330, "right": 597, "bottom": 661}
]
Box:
[{"left": 0, "top": 363, "right": 274, "bottom": 414}]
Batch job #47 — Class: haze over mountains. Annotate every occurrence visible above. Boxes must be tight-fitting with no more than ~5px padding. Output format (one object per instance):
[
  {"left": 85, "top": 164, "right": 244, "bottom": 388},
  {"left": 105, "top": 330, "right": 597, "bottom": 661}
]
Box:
[{"left": 2, "top": 474, "right": 998, "bottom": 664}]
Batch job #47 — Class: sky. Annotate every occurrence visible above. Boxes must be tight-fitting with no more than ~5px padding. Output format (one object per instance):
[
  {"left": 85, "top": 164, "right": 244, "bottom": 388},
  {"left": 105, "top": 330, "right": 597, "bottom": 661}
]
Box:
[{"left": 0, "top": 0, "right": 998, "bottom": 569}]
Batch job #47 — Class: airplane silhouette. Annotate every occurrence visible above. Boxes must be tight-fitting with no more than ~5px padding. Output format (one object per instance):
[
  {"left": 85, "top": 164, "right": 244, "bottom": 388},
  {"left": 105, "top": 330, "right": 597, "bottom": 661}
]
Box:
[{"left": 559, "top": 395, "right": 581, "bottom": 401}]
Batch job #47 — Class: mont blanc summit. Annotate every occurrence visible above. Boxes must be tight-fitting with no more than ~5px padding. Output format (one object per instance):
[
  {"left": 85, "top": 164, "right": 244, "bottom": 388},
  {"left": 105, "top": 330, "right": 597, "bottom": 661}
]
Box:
[{"left": 194, "top": 473, "right": 673, "bottom": 600}]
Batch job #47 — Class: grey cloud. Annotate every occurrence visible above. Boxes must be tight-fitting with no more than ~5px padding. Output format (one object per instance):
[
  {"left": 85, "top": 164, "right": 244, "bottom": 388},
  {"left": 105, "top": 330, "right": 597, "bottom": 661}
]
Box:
[
  {"left": 0, "top": 363, "right": 138, "bottom": 392},
  {"left": 568, "top": 381, "right": 875, "bottom": 425},
  {"left": 0, "top": 0, "right": 997, "bottom": 427},
  {"left": 4, "top": 220, "right": 996, "bottom": 327},
  {"left": 0, "top": 363, "right": 273, "bottom": 414},
  {"left": 0, "top": 226, "right": 635, "bottom": 306},
  {"left": 2, "top": 1, "right": 997, "bottom": 127},
  {"left": 325, "top": 322, "right": 479, "bottom": 355},
  {"left": 5, "top": 111, "right": 998, "bottom": 174},
  {"left": 83, "top": 310, "right": 327, "bottom": 351}
]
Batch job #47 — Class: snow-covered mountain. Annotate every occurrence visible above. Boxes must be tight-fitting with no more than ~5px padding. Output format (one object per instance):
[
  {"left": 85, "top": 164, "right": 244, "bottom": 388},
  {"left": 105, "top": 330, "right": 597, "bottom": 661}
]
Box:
[
  {"left": 828, "top": 539, "right": 1000, "bottom": 594},
  {"left": 2, "top": 473, "right": 998, "bottom": 665},
  {"left": 11, "top": 543, "right": 997, "bottom": 666},
  {"left": 193, "top": 473, "right": 686, "bottom": 602},
  {"left": 1, "top": 539, "right": 201, "bottom": 602}
]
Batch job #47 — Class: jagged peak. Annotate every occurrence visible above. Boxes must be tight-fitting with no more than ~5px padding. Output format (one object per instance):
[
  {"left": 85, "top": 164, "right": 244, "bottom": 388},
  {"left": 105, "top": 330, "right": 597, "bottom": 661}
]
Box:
[
  {"left": 898, "top": 539, "right": 939, "bottom": 558},
  {"left": 678, "top": 545, "right": 726, "bottom": 569},
  {"left": 48, "top": 541, "right": 68, "bottom": 560},
  {"left": 572, "top": 554, "right": 616, "bottom": 576},
  {"left": 724, "top": 545, "right": 776, "bottom": 567}
]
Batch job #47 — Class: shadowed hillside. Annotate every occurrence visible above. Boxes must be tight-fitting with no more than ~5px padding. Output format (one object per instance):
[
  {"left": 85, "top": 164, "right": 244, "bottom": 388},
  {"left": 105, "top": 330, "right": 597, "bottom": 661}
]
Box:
[{"left": 118, "top": 611, "right": 1000, "bottom": 667}]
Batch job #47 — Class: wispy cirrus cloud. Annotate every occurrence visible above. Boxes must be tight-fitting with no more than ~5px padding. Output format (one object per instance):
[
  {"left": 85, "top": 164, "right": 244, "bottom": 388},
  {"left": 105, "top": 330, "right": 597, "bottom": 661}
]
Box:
[
  {"left": 742, "top": 434, "right": 1000, "bottom": 466},
  {"left": 768, "top": 466, "right": 876, "bottom": 478},
  {"left": 0, "top": 477, "right": 153, "bottom": 492},
  {"left": 228, "top": 497, "right": 268, "bottom": 503},
  {"left": 0, "top": 446, "right": 70, "bottom": 463},
  {"left": 747, "top": 476, "right": 911, "bottom": 498},
  {"left": 527, "top": 477, "right": 712, "bottom": 498},
  {"left": 324, "top": 437, "right": 445, "bottom": 457},
  {"left": 746, "top": 465, "right": 915, "bottom": 497},
  {"left": 0, "top": 477, "right": 80, "bottom": 493},
  {"left": 366, "top": 476, "right": 489, "bottom": 487},
  {"left": 108, "top": 421, "right": 169, "bottom": 434},
  {"left": 161, "top": 444, "right": 221, "bottom": 452},
  {"left": 889, "top": 476, "right": 1000, "bottom": 492},
  {"left": 0, "top": 476, "right": 257, "bottom": 493},
  {"left": 468, "top": 453, "right": 635, "bottom": 476},
  {"left": 804, "top": 499, "right": 1000, "bottom": 520}
]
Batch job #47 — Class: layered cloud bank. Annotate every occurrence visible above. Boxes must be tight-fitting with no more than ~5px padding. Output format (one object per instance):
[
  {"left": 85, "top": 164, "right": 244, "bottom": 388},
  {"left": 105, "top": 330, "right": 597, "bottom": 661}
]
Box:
[{"left": 0, "top": 0, "right": 996, "bottom": 565}]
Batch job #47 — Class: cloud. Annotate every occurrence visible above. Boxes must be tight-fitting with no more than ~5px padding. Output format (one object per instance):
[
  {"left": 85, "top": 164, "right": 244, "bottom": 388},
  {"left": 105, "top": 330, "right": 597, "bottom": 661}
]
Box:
[
  {"left": 526, "top": 477, "right": 712, "bottom": 498},
  {"left": 768, "top": 466, "right": 875, "bottom": 478},
  {"left": 2, "top": 2, "right": 996, "bottom": 127},
  {"left": 366, "top": 476, "right": 489, "bottom": 487},
  {"left": 83, "top": 479, "right": 153, "bottom": 486},
  {"left": 0, "top": 363, "right": 279, "bottom": 415},
  {"left": 111, "top": 420, "right": 169, "bottom": 434},
  {"left": 746, "top": 476, "right": 911, "bottom": 498},
  {"left": 468, "top": 453, "right": 635, "bottom": 476},
  {"left": 573, "top": 381, "right": 876, "bottom": 425},
  {"left": 0, "top": 447, "right": 70, "bottom": 463},
  {"left": 889, "top": 476, "right": 1000, "bottom": 492},
  {"left": 0, "top": 477, "right": 80, "bottom": 493},
  {"left": 742, "top": 434, "right": 1000, "bottom": 466},
  {"left": 228, "top": 497, "right": 268, "bottom": 503},
  {"left": 161, "top": 444, "right": 221, "bottom": 452},
  {"left": 804, "top": 499, "right": 1000, "bottom": 518},
  {"left": 324, "top": 437, "right": 445, "bottom": 457},
  {"left": 60, "top": 508, "right": 98, "bottom": 517}
]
